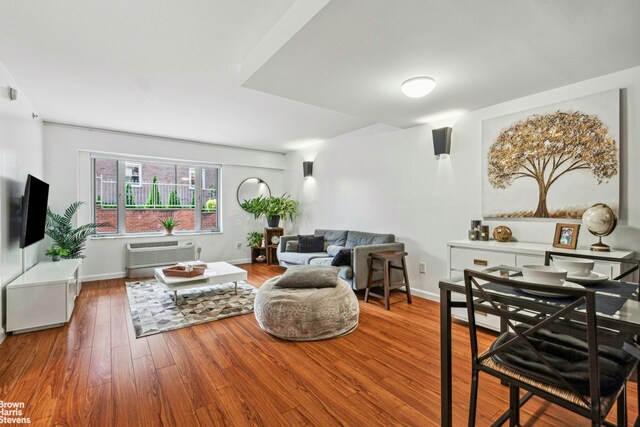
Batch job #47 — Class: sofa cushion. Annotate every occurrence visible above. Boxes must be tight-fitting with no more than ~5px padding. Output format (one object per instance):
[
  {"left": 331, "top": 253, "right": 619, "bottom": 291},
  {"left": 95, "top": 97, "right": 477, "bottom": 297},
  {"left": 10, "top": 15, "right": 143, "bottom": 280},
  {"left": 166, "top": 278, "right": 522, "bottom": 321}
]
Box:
[
  {"left": 314, "top": 229, "right": 348, "bottom": 246},
  {"left": 310, "top": 257, "right": 353, "bottom": 280},
  {"left": 298, "top": 235, "right": 324, "bottom": 253},
  {"left": 278, "top": 251, "right": 328, "bottom": 265},
  {"left": 274, "top": 265, "right": 339, "bottom": 289},
  {"left": 326, "top": 245, "right": 346, "bottom": 257},
  {"left": 345, "top": 231, "right": 395, "bottom": 248},
  {"left": 285, "top": 240, "right": 299, "bottom": 252},
  {"left": 331, "top": 249, "right": 352, "bottom": 267}
]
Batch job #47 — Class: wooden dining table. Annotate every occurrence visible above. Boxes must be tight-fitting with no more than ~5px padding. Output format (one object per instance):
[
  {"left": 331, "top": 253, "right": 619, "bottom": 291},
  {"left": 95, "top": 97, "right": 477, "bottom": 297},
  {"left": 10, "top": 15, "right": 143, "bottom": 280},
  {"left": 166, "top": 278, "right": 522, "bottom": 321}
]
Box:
[{"left": 439, "top": 265, "right": 640, "bottom": 427}]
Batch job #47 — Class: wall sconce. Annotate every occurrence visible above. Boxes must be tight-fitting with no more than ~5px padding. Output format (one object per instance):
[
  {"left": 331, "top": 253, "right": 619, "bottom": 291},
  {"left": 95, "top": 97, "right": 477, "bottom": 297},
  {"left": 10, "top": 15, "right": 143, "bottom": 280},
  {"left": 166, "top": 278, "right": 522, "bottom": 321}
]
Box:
[
  {"left": 432, "top": 127, "right": 452, "bottom": 159},
  {"left": 303, "top": 161, "right": 313, "bottom": 177}
]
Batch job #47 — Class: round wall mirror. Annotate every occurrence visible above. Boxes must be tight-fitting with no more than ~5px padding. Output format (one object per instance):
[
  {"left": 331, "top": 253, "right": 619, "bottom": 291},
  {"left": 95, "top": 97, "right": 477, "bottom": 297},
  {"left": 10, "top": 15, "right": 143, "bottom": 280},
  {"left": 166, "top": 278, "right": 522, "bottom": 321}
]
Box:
[{"left": 237, "top": 177, "right": 271, "bottom": 210}]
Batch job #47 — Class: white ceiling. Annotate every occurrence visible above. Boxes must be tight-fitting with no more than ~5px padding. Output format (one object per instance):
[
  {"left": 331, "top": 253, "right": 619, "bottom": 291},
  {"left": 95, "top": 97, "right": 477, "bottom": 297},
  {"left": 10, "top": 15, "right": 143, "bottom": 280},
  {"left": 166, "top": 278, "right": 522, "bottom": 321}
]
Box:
[
  {"left": 0, "top": 0, "right": 369, "bottom": 152},
  {"left": 245, "top": 0, "right": 640, "bottom": 128},
  {"left": 1, "top": 0, "right": 639, "bottom": 152}
]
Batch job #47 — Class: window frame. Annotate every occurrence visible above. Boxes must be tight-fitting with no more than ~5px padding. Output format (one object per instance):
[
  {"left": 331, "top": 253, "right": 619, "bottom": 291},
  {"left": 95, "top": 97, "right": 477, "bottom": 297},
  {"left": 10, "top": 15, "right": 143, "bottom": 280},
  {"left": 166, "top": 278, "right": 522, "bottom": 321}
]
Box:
[
  {"left": 188, "top": 167, "right": 207, "bottom": 190},
  {"left": 92, "top": 154, "right": 221, "bottom": 236}
]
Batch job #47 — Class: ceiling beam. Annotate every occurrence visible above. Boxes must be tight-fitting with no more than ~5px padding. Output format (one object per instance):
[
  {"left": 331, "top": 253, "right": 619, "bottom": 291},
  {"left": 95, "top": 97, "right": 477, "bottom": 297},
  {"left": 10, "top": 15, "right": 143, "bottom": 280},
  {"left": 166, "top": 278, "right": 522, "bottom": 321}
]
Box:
[{"left": 240, "top": 0, "right": 332, "bottom": 85}]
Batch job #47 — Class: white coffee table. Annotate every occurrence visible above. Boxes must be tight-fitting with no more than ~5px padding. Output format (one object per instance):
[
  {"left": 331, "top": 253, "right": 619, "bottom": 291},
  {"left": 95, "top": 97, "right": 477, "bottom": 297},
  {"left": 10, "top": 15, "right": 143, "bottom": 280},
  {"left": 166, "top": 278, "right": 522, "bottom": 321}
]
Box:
[{"left": 154, "top": 262, "right": 248, "bottom": 303}]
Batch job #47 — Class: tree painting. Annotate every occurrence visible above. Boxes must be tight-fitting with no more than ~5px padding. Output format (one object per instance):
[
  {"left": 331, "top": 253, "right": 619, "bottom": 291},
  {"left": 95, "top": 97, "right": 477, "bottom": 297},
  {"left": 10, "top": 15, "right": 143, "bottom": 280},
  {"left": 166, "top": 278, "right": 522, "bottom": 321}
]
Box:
[{"left": 487, "top": 111, "right": 618, "bottom": 218}]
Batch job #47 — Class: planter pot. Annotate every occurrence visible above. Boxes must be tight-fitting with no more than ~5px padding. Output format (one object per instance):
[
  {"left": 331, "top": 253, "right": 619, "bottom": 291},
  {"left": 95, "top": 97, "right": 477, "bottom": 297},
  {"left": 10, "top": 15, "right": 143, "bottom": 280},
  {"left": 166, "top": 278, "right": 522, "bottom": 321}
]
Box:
[
  {"left": 165, "top": 227, "right": 174, "bottom": 235},
  {"left": 267, "top": 215, "right": 281, "bottom": 228},
  {"left": 52, "top": 255, "right": 61, "bottom": 262}
]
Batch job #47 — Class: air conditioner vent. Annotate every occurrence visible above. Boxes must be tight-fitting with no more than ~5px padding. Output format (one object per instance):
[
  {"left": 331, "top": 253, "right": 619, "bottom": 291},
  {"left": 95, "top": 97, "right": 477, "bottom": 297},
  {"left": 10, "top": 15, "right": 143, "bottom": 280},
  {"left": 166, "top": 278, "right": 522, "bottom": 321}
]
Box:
[
  {"left": 129, "top": 241, "right": 180, "bottom": 249},
  {"left": 126, "top": 239, "right": 196, "bottom": 277}
]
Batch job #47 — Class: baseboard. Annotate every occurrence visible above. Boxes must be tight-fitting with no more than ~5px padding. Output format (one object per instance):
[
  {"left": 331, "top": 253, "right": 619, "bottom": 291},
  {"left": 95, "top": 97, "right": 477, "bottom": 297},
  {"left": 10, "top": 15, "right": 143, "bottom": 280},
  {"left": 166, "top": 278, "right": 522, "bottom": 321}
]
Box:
[
  {"left": 81, "top": 272, "right": 127, "bottom": 282},
  {"left": 0, "top": 328, "right": 6, "bottom": 344},
  {"left": 227, "top": 258, "right": 251, "bottom": 265},
  {"left": 410, "top": 288, "right": 440, "bottom": 302},
  {"left": 81, "top": 259, "right": 252, "bottom": 282}
]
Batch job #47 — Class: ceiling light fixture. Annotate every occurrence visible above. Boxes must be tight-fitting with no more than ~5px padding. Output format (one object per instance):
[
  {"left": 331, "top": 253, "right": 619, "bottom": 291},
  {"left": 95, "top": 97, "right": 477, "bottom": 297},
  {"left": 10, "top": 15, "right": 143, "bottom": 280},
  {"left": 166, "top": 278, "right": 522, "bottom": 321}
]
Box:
[{"left": 401, "top": 76, "right": 436, "bottom": 98}]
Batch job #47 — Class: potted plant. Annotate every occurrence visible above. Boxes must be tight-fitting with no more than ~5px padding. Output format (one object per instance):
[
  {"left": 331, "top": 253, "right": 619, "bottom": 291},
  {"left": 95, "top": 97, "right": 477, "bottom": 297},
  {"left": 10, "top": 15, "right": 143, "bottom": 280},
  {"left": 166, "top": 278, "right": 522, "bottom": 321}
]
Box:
[
  {"left": 246, "top": 231, "right": 264, "bottom": 248},
  {"left": 45, "top": 246, "right": 69, "bottom": 262},
  {"left": 240, "top": 195, "right": 267, "bottom": 218},
  {"left": 159, "top": 215, "right": 180, "bottom": 235},
  {"left": 45, "top": 202, "right": 109, "bottom": 259},
  {"left": 240, "top": 194, "right": 299, "bottom": 227}
]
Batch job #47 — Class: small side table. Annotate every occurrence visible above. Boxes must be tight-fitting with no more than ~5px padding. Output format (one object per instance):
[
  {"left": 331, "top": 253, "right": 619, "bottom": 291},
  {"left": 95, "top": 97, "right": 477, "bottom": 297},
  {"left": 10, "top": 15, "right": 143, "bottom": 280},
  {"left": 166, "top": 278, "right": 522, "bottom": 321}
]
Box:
[
  {"left": 251, "top": 247, "right": 267, "bottom": 263},
  {"left": 364, "top": 251, "right": 412, "bottom": 310},
  {"left": 265, "top": 227, "right": 283, "bottom": 265}
]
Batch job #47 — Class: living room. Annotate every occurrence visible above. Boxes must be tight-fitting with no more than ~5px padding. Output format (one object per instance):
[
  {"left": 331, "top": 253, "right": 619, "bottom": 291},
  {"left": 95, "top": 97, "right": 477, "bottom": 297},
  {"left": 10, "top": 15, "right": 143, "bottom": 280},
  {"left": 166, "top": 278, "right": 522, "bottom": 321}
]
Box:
[{"left": 2, "top": 1, "right": 640, "bottom": 426}]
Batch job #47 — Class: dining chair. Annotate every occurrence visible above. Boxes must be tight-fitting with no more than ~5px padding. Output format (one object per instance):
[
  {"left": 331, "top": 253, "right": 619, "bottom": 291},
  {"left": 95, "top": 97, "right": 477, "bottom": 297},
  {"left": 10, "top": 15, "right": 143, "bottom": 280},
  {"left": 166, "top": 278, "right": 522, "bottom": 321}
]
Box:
[{"left": 463, "top": 268, "right": 638, "bottom": 427}]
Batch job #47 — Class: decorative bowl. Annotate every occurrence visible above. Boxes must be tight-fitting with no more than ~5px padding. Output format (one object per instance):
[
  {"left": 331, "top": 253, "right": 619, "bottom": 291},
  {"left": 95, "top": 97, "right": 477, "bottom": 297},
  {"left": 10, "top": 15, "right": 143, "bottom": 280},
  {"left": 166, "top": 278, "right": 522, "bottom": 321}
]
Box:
[
  {"left": 552, "top": 257, "right": 594, "bottom": 278},
  {"left": 521, "top": 265, "right": 567, "bottom": 286}
]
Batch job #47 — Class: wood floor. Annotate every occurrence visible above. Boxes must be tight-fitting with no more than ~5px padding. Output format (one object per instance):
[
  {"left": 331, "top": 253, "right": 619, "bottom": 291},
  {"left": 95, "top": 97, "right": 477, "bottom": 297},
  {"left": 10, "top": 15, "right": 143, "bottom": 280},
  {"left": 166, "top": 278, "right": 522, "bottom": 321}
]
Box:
[{"left": 0, "top": 263, "right": 637, "bottom": 426}]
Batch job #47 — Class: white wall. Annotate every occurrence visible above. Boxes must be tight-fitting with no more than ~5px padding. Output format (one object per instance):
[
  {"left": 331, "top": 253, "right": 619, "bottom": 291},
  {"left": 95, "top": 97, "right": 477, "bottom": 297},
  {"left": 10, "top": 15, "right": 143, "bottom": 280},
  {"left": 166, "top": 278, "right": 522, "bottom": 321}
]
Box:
[
  {"left": 285, "top": 66, "right": 640, "bottom": 299},
  {"left": 43, "top": 124, "right": 285, "bottom": 280},
  {"left": 0, "top": 62, "right": 43, "bottom": 337}
]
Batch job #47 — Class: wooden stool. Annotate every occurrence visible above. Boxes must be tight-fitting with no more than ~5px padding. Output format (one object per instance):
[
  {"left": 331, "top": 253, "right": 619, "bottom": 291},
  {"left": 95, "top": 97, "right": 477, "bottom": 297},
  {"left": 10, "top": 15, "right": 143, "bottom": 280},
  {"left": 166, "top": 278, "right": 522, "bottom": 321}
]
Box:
[{"left": 364, "top": 251, "right": 412, "bottom": 310}]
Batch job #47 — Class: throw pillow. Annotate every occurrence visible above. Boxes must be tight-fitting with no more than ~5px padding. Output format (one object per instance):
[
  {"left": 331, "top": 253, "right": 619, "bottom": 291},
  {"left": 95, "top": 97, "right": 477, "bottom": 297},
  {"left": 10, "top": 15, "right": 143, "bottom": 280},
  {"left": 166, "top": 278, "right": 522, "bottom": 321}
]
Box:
[
  {"left": 298, "top": 235, "right": 324, "bottom": 253},
  {"left": 331, "top": 249, "right": 352, "bottom": 267},
  {"left": 275, "top": 265, "right": 339, "bottom": 288},
  {"left": 285, "top": 240, "right": 299, "bottom": 252}
]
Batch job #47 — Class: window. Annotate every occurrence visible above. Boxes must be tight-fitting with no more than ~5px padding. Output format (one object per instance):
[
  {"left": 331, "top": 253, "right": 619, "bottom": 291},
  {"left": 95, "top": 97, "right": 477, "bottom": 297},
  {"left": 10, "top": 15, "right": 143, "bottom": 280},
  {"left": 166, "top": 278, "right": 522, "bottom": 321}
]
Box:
[
  {"left": 125, "top": 162, "right": 141, "bottom": 186},
  {"left": 93, "top": 155, "right": 220, "bottom": 235}
]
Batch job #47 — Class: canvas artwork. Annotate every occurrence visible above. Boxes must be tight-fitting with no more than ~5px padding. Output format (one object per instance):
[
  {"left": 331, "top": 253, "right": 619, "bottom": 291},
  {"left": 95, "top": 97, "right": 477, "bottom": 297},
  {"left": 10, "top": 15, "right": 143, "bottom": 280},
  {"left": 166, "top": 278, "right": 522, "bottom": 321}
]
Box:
[{"left": 482, "top": 89, "right": 620, "bottom": 219}]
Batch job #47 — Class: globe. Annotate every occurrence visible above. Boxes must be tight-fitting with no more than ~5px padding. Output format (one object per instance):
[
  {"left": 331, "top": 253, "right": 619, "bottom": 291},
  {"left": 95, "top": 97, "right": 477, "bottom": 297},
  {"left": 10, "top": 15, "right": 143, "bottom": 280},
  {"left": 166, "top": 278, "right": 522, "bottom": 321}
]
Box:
[{"left": 581, "top": 203, "right": 617, "bottom": 251}]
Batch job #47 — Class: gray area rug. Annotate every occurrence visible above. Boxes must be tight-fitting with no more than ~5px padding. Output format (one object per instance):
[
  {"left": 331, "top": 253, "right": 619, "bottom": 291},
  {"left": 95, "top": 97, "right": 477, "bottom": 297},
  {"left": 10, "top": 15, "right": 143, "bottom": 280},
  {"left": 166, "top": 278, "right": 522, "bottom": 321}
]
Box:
[{"left": 125, "top": 280, "right": 257, "bottom": 338}]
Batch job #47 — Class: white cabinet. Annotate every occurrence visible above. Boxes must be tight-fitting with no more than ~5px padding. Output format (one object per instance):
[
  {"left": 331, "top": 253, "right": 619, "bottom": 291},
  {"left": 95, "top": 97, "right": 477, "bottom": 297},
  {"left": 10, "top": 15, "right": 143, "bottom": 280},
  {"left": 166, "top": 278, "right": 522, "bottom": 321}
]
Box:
[
  {"left": 450, "top": 247, "right": 516, "bottom": 271},
  {"left": 446, "top": 240, "right": 634, "bottom": 331},
  {"left": 6, "top": 260, "right": 82, "bottom": 333}
]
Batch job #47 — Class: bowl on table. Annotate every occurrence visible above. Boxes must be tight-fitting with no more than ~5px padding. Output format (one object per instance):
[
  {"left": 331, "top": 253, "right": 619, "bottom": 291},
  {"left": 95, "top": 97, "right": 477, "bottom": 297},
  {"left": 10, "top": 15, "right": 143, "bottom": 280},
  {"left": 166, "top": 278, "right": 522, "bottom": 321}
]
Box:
[
  {"left": 552, "top": 257, "right": 594, "bottom": 278},
  {"left": 521, "top": 265, "right": 568, "bottom": 286}
]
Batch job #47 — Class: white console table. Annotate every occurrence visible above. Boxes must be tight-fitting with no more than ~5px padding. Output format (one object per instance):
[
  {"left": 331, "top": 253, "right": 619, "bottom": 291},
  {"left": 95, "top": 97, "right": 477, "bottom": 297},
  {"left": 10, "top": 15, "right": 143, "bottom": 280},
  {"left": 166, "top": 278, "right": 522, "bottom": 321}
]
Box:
[
  {"left": 446, "top": 239, "right": 634, "bottom": 330},
  {"left": 6, "top": 259, "right": 82, "bottom": 334}
]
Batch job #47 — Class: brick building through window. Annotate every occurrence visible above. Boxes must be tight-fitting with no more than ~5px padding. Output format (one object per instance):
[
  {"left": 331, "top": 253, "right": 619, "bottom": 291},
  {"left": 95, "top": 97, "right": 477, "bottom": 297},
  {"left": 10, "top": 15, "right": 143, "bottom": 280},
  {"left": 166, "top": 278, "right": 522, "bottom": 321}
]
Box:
[{"left": 93, "top": 157, "right": 219, "bottom": 234}]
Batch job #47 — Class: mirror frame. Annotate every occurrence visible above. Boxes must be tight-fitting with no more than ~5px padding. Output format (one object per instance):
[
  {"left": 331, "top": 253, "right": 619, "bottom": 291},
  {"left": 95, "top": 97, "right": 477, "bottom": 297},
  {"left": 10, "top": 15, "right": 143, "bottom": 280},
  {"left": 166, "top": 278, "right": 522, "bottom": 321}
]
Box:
[{"left": 237, "top": 177, "right": 271, "bottom": 210}]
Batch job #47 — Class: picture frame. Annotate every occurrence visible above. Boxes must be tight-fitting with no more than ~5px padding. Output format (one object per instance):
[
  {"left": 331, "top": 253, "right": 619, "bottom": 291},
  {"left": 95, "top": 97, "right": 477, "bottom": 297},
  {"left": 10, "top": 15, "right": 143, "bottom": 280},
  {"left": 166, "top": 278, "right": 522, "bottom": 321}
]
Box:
[
  {"left": 552, "top": 223, "right": 580, "bottom": 249},
  {"left": 481, "top": 90, "right": 620, "bottom": 220}
]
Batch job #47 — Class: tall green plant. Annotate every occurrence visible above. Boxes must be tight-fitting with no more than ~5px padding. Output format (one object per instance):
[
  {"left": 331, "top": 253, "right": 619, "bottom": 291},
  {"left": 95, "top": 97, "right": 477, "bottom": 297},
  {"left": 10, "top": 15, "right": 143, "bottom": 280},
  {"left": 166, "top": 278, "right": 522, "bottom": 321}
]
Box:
[
  {"left": 240, "top": 194, "right": 299, "bottom": 221},
  {"left": 45, "top": 202, "right": 108, "bottom": 259},
  {"left": 125, "top": 183, "right": 134, "bottom": 206},
  {"left": 240, "top": 195, "right": 267, "bottom": 219},
  {"left": 168, "top": 187, "right": 181, "bottom": 206},
  {"left": 146, "top": 176, "right": 161, "bottom": 207}
]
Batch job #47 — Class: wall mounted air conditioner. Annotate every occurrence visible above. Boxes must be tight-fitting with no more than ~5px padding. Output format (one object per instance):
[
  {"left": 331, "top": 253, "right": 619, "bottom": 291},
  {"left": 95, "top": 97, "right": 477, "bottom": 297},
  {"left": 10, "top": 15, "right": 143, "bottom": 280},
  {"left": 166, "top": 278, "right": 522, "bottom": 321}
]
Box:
[{"left": 126, "top": 239, "right": 196, "bottom": 278}]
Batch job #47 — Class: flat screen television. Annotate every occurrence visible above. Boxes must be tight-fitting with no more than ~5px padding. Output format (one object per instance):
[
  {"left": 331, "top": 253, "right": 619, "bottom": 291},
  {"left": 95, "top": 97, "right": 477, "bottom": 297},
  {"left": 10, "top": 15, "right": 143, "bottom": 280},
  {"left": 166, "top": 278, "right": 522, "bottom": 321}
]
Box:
[{"left": 20, "top": 174, "right": 49, "bottom": 248}]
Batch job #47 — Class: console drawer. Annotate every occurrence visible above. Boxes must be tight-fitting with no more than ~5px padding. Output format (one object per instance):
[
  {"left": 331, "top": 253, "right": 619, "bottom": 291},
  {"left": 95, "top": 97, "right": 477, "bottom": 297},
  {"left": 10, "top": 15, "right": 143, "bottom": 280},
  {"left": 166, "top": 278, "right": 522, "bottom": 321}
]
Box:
[{"left": 450, "top": 247, "right": 516, "bottom": 271}]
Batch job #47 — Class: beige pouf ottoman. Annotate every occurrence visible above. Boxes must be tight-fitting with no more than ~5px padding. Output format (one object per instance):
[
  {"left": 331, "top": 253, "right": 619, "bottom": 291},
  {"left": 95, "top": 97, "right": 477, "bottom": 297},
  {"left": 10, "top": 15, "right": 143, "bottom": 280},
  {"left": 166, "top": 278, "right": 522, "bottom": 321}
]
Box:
[{"left": 254, "top": 276, "right": 359, "bottom": 341}]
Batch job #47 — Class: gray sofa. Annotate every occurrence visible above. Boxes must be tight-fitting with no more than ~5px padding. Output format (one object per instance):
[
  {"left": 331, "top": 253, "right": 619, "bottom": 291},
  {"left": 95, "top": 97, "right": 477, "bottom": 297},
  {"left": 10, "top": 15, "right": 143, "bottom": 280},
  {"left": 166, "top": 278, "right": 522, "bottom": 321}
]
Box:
[{"left": 277, "top": 229, "right": 404, "bottom": 290}]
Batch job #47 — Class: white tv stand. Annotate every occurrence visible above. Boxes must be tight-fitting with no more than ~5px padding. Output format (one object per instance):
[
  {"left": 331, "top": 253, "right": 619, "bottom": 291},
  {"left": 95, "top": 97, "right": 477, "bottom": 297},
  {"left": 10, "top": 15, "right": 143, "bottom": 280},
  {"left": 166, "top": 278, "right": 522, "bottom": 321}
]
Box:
[{"left": 6, "top": 259, "right": 82, "bottom": 334}]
